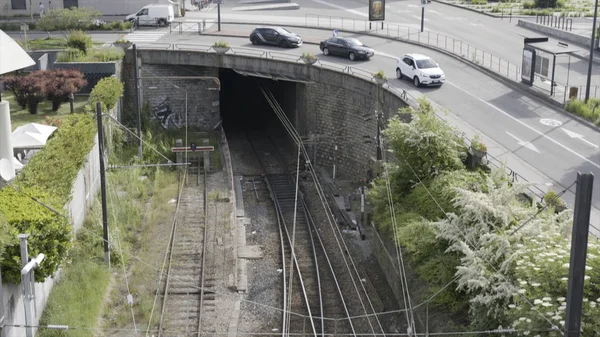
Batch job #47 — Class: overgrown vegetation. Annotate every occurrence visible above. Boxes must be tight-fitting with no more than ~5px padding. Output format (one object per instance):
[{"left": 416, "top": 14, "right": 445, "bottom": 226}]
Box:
[
  {"left": 369, "top": 96, "right": 600, "bottom": 333},
  {"left": 89, "top": 76, "right": 124, "bottom": 110},
  {"left": 36, "top": 7, "right": 102, "bottom": 31},
  {"left": 566, "top": 98, "right": 600, "bottom": 126},
  {"left": 0, "top": 113, "right": 96, "bottom": 283},
  {"left": 57, "top": 47, "right": 125, "bottom": 62},
  {"left": 66, "top": 30, "right": 93, "bottom": 54}
]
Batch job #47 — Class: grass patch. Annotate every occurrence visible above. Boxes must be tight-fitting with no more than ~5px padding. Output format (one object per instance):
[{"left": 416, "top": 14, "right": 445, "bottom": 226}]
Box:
[
  {"left": 3, "top": 92, "right": 88, "bottom": 131},
  {"left": 57, "top": 47, "right": 124, "bottom": 63},
  {"left": 102, "top": 168, "right": 179, "bottom": 331},
  {"left": 566, "top": 98, "right": 600, "bottom": 125},
  {"left": 26, "top": 37, "right": 68, "bottom": 50},
  {"left": 37, "top": 205, "right": 111, "bottom": 337}
]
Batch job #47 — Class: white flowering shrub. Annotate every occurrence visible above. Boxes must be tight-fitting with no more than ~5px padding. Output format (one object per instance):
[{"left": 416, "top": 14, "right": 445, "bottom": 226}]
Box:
[
  {"left": 369, "top": 97, "right": 600, "bottom": 333},
  {"left": 507, "top": 216, "right": 600, "bottom": 335}
]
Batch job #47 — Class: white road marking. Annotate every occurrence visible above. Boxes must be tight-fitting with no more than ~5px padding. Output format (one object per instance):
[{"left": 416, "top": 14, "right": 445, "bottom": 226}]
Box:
[
  {"left": 469, "top": 22, "right": 484, "bottom": 27},
  {"left": 445, "top": 80, "right": 600, "bottom": 169},
  {"left": 412, "top": 15, "right": 429, "bottom": 22},
  {"left": 562, "top": 128, "right": 599, "bottom": 149},
  {"left": 427, "top": 9, "right": 441, "bottom": 14},
  {"left": 125, "top": 31, "right": 167, "bottom": 43},
  {"left": 310, "top": 0, "right": 368, "bottom": 17},
  {"left": 506, "top": 131, "right": 541, "bottom": 153},
  {"left": 540, "top": 118, "right": 563, "bottom": 127}
]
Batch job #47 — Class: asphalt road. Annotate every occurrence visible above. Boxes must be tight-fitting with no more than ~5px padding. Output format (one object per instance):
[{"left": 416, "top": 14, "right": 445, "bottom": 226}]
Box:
[
  {"left": 184, "top": 0, "right": 600, "bottom": 88},
  {"left": 148, "top": 25, "right": 600, "bottom": 232}
]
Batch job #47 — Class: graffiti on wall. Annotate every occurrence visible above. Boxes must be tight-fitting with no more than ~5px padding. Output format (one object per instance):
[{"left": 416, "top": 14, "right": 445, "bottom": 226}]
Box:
[{"left": 151, "top": 97, "right": 185, "bottom": 129}]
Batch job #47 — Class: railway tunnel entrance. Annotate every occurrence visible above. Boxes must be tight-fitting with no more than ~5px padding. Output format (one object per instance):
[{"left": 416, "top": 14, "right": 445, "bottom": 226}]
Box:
[{"left": 219, "top": 68, "right": 299, "bottom": 135}]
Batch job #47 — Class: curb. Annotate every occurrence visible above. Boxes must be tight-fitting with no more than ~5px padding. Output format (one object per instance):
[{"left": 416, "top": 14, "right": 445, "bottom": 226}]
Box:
[
  {"left": 2, "top": 29, "right": 131, "bottom": 34},
  {"left": 431, "top": 0, "right": 533, "bottom": 19},
  {"left": 203, "top": 23, "right": 600, "bottom": 132}
]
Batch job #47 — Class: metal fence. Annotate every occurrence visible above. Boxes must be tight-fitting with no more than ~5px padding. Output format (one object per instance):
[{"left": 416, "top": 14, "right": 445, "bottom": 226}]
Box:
[
  {"left": 135, "top": 43, "right": 548, "bottom": 201},
  {"left": 303, "top": 14, "right": 523, "bottom": 82}
]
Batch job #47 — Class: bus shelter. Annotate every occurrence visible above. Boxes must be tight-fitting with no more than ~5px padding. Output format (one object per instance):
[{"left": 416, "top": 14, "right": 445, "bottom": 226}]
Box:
[{"left": 521, "top": 37, "right": 580, "bottom": 98}]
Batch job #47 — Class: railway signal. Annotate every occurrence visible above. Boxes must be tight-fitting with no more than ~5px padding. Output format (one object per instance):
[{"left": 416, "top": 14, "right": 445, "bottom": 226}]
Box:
[{"left": 170, "top": 145, "right": 214, "bottom": 153}]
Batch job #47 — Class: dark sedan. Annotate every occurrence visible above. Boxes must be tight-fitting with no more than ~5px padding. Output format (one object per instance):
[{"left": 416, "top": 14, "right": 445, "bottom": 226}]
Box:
[
  {"left": 319, "top": 37, "right": 374, "bottom": 61},
  {"left": 249, "top": 27, "right": 303, "bottom": 48}
]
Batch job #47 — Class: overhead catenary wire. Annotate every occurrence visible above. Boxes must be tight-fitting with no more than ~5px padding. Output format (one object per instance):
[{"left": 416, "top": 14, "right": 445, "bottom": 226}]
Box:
[
  {"left": 259, "top": 85, "right": 386, "bottom": 336},
  {"left": 107, "top": 179, "right": 138, "bottom": 335}
]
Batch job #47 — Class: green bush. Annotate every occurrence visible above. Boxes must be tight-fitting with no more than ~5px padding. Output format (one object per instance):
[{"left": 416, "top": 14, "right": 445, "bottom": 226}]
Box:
[
  {"left": 0, "top": 21, "right": 36, "bottom": 31},
  {"left": 0, "top": 114, "right": 96, "bottom": 283},
  {"left": 66, "top": 30, "right": 92, "bottom": 54},
  {"left": 471, "top": 0, "right": 488, "bottom": 4},
  {"left": 566, "top": 98, "right": 600, "bottom": 126},
  {"left": 522, "top": 1, "right": 536, "bottom": 9},
  {"left": 89, "top": 76, "right": 124, "bottom": 110},
  {"left": 87, "top": 47, "right": 125, "bottom": 62},
  {"left": 35, "top": 7, "right": 101, "bottom": 31},
  {"left": 57, "top": 48, "right": 86, "bottom": 62},
  {"left": 534, "top": 0, "right": 561, "bottom": 8}
]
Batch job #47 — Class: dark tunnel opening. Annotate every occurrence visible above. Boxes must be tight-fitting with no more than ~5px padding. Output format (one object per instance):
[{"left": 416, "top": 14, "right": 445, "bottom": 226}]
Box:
[{"left": 219, "top": 68, "right": 297, "bottom": 136}]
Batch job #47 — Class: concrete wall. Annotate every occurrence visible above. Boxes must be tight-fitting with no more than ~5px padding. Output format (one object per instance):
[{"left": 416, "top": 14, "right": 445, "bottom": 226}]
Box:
[
  {"left": 135, "top": 64, "right": 221, "bottom": 130},
  {"left": 1, "top": 135, "right": 100, "bottom": 337},
  {"left": 124, "top": 49, "right": 409, "bottom": 180},
  {"left": 1, "top": 0, "right": 176, "bottom": 16},
  {"left": 517, "top": 19, "right": 596, "bottom": 50}
]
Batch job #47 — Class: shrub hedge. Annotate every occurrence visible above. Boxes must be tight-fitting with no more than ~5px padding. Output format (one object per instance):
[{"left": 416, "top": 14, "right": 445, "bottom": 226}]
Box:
[
  {"left": 566, "top": 98, "right": 600, "bottom": 126},
  {"left": 0, "top": 113, "right": 97, "bottom": 283}
]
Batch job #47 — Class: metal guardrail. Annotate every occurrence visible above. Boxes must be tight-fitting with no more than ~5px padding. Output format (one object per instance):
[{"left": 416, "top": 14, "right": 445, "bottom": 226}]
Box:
[
  {"left": 135, "top": 43, "right": 549, "bottom": 201},
  {"left": 536, "top": 14, "right": 574, "bottom": 31},
  {"left": 303, "top": 14, "right": 523, "bottom": 83}
]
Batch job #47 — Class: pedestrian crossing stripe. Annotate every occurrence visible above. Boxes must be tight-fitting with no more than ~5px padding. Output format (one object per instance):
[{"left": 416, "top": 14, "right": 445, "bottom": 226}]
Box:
[{"left": 125, "top": 31, "right": 166, "bottom": 42}]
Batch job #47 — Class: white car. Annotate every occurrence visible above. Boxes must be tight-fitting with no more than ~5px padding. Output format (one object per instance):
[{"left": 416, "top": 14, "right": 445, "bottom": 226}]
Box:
[
  {"left": 125, "top": 4, "right": 174, "bottom": 27},
  {"left": 396, "top": 53, "right": 445, "bottom": 87}
]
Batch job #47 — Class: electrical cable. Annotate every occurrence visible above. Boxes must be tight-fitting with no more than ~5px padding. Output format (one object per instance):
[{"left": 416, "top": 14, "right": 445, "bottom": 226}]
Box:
[
  {"left": 106, "top": 178, "right": 138, "bottom": 334},
  {"left": 259, "top": 85, "right": 386, "bottom": 336},
  {"left": 510, "top": 180, "right": 577, "bottom": 236},
  {"left": 394, "top": 143, "right": 561, "bottom": 332},
  {"left": 7, "top": 322, "right": 559, "bottom": 336}
]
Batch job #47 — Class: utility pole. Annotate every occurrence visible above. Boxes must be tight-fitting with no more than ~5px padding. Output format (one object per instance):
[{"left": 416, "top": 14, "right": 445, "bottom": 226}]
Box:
[
  {"left": 133, "top": 44, "right": 143, "bottom": 158},
  {"left": 420, "top": 6, "right": 425, "bottom": 32},
  {"left": 0, "top": 264, "right": 3, "bottom": 337},
  {"left": 217, "top": 0, "right": 221, "bottom": 31},
  {"left": 584, "top": 0, "right": 598, "bottom": 103},
  {"left": 96, "top": 102, "right": 111, "bottom": 267},
  {"left": 564, "top": 172, "right": 594, "bottom": 337}
]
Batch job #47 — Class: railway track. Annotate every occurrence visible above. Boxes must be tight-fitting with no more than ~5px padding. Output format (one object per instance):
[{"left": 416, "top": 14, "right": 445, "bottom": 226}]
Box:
[
  {"left": 246, "top": 130, "right": 357, "bottom": 337},
  {"left": 157, "top": 160, "right": 211, "bottom": 337}
]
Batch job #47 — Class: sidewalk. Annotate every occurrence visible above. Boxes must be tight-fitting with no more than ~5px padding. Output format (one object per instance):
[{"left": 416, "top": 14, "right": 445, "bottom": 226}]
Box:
[{"left": 198, "top": 28, "right": 600, "bottom": 237}]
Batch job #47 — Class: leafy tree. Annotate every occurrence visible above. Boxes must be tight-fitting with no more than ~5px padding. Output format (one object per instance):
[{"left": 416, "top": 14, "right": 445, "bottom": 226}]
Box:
[
  {"left": 3, "top": 75, "right": 29, "bottom": 109},
  {"left": 35, "top": 7, "right": 101, "bottom": 31},
  {"left": 45, "top": 69, "right": 87, "bottom": 111},
  {"left": 22, "top": 72, "right": 48, "bottom": 114},
  {"left": 89, "top": 76, "right": 124, "bottom": 110},
  {"left": 383, "top": 97, "right": 468, "bottom": 194}
]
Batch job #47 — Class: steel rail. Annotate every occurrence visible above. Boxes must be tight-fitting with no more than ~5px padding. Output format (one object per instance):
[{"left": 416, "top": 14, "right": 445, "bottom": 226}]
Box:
[
  {"left": 301, "top": 197, "right": 358, "bottom": 336},
  {"left": 157, "top": 168, "right": 188, "bottom": 337},
  {"left": 197, "top": 162, "right": 208, "bottom": 336},
  {"left": 246, "top": 131, "right": 319, "bottom": 337}
]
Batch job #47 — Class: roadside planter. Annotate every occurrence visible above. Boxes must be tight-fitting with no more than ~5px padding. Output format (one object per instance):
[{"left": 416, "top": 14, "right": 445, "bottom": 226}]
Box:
[
  {"left": 373, "top": 70, "right": 387, "bottom": 85},
  {"left": 213, "top": 41, "right": 230, "bottom": 55},
  {"left": 469, "top": 134, "right": 488, "bottom": 167},
  {"left": 300, "top": 52, "right": 318, "bottom": 65}
]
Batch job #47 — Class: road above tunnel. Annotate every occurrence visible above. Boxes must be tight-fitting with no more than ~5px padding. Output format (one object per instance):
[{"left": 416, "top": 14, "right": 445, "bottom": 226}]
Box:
[{"left": 145, "top": 26, "right": 600, "bottom": 234}]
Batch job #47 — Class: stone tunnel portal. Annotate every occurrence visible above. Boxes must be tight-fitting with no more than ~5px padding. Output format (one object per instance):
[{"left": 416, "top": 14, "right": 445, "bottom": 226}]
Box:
[{"left": 219, "top": 68, "right": 298, "bottom": 136}]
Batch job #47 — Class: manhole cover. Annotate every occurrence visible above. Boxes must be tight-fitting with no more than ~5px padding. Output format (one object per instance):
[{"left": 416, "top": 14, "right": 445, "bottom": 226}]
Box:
[{"left": 540, "top": 118, "right": 562, "bottom": 127}]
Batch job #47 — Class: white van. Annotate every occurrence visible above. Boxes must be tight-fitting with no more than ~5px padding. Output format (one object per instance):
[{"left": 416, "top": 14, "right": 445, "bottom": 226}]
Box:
[{"left": 126, "top": 4, "right": 174, "bottom": 27}]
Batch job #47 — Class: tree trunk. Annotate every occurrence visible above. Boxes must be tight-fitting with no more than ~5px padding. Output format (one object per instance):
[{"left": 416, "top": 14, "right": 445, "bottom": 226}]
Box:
[
  {"left": 52, "top": 97, "right": 62, "bottom": 111},
  {"left": 27, "top": 96, "right": 40, "bottom": 114}
]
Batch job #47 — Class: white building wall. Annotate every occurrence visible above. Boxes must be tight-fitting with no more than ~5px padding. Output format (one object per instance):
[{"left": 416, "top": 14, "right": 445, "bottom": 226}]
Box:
[{"left": 0, "top": 0, "right": 180, "bottom": 17}]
